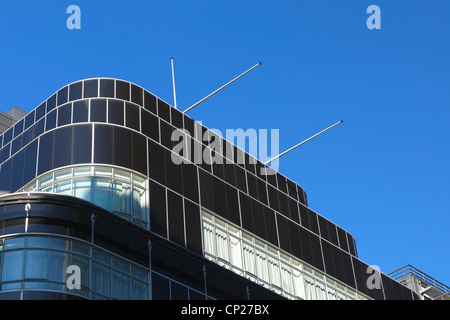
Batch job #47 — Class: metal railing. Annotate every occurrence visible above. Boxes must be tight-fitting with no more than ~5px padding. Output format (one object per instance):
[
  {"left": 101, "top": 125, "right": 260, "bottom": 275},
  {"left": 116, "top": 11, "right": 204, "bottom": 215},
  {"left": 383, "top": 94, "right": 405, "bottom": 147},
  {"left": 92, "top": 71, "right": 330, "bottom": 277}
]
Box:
[{"left": 388, "top": 264, "right": 450, "bottom": 298}]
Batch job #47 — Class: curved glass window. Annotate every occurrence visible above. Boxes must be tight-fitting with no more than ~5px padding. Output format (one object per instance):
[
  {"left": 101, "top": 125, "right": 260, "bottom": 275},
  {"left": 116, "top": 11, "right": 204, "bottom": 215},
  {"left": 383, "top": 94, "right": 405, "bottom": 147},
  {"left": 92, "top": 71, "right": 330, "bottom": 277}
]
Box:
[
  {"left": 21, "top": 166, "right": 148, "bottom": 228},
  {"left": 0, "top": 235, "right": 149, "bottom": 300}
]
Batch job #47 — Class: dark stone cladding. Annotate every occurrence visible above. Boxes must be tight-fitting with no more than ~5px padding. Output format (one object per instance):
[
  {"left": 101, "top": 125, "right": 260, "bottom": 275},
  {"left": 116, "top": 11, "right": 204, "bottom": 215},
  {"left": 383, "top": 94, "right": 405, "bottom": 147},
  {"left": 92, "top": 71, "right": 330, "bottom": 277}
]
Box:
[{"left": 0, "top": 78, "right": 418, "bottom": 300}]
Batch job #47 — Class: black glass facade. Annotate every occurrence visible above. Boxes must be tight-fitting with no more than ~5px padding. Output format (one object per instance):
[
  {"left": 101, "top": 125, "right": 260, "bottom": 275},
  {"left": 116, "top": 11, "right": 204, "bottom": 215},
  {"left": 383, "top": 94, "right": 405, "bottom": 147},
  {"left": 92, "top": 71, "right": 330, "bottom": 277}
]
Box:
[{"left": 0, "top": 78, "right": 419, "bottom": 300}]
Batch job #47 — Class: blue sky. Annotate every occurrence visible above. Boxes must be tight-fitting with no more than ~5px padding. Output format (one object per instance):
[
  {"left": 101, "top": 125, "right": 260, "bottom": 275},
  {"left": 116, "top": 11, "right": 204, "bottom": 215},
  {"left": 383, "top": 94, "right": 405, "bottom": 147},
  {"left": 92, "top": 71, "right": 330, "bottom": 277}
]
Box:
[{"left": 1, "top": 1, "right": 449, "bottom": 287}]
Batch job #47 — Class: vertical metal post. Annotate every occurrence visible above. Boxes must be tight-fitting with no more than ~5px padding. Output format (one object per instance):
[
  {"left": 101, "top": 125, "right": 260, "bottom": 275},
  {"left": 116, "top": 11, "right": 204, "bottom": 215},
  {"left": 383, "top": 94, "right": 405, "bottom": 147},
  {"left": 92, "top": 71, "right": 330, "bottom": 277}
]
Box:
[
  {"left": 203, "top": 265, "right": 208, "bottom": 300},
  {"left": 148, "top": 240, "right": 153, "bottom": 300},
  {"left": 91, "top": 213, "right": 95, "bottom": 244},
  {"left": 171, "top": 57, "right": 178, "bottom": 109}
]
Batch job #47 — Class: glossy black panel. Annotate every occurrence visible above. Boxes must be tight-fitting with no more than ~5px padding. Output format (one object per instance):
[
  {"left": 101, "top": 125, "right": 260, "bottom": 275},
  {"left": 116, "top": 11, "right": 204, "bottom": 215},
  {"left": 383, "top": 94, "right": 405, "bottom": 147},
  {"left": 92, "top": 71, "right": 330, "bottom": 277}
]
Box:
[
  {"left": 11, "top": 135, "right": 22, "bottom": 155},
  {"left": 2, "top": 128, "right": 13, "bottom": 146},
  {"left": 252, "top": 200, "right": 265, "bottom": 240},
  {"left": 148, "top": 139, "right": 166, "bottom": 185},
  {"left": 198, "top": 169, "right": 214, "bottom": 212},
  {"left": 116, "top": 80, "right": 130, "bottom": 101},
  {"left": 83, "top": 79, "right": 98, "bottom": 98},
  {"left": 267, "top": 185, "right": 279, "bottom": 212},
  {"left": 144, "top": 91, "right": 157, "bottom": 114},
  {"left": 263, "top": 206, "right": 278, "bottom": 247},
  {"left": 239, "top": 193, "right": 253, "bottom": 233},
  {"left": 100, "top": 79, "right": 114, "bottom": 98},
  {"left": 310, "top": 233, "right": 324, "bottom": 271},
  {"left": 57, "top": 103, "right": 72, "bottom": 127},
  {"left": 32, "top": 118, "right": 45, "bottom": 140},
  {"left": 45, "top": 109, "right": 57, "bottom": 131},
  {"left": 225, "top": 184, "right": 240, "bottom": 226},
  {"left": 0, "top": 143, "right": 10, "bottom": 164},
  {"left": 72, "top": 125, "right": 92, "bottom": 165},
  {"left": 90, "top": 99, "right": 107, "bottom": 123},
  {"left": 47, "top": 93, "right": 57, "bottom": 112},
  {"left": 164, "top": 149, "right": 182, "bottom": 194},
  {"left": 23, "top": 140, "right": 38, "bottom": 186},
  {"left": 184, "top": 199, "right": 202, "bottom": 255},
  {"left": 73, "top": 100, "right": 89, "bottom": 123},
  {"left": 108, "top": 100, "right": 124, "bottom": 125},
  {"left": 167, "top": 190, "right": 185, "bottom": 247},
  {"left": 24, "top": 110, "right": 35, "bottom": 130},
  {"left": 0, "top": 159, "right": 12, "bottom": 191},
  {"left": 130, "top": 84, "right": 143, "bottom": 106},
  {"left": 149, "top": 180, "right": 167, "bottom": 238},
  {"left": 288, "top": 221, "right": 301, "bottom": 258},
  {"left": 113, "top": 126, "right": 132, "bottom": 169},
  {"left": 288, "top": 197, "right": 299, "bottom": 223},
  {"left": 337, "top": 226, "right": 349, "bottom": 252},
  {"left": 131, "top": 131, "right": 147, "bottom": 175},
  {"left": 171, "top": 108, "right": 183, "bottom": 129},
  {"left": 125, "top": 102, "right": 140, "bottom": 131},
  {"left": 234, "top": 165, "right": 247, "bottom": 193},
  {"left": 13, "top": 119, "right": 24, "bottom": 138},
  {"left": 36, "top": 102, "right": 46, "bottom": 121},
  {"left": 69, "top": 81, "right": 82, "bottom": 101},
  {"left": 212, "top": 176, "right": 227, "bottom": 220},
  {"left": 93, "top": 124, "right": 113, "bottom": 165},
  {"left": 57, "top": 86, "right": 68, "bottom": 106},
  {"left": 37, "top": 131, "right": 54, "bottom": 175},
  {"left": 53, "top": 126, "right": 72, "bottom": 168},
  {"left": 141, "top": 109, "right": 159, "bottom": 142},
  {"left": 158, "top": 99, "right": 171, "bottom": 123},
  {"left": 181, "top": 162, "right": 199, "bottom": 203},
  {"left": 11, "top": 149, "right": 25, "bottom": 192}
]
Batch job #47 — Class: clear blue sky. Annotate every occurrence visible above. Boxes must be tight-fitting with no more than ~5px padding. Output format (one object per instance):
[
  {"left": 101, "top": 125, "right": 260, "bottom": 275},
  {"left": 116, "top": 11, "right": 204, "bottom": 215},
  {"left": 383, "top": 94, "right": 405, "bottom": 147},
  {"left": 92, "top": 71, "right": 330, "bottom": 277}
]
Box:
[{"left": 1, "top": 1, "right": 449, "bottom": 287}]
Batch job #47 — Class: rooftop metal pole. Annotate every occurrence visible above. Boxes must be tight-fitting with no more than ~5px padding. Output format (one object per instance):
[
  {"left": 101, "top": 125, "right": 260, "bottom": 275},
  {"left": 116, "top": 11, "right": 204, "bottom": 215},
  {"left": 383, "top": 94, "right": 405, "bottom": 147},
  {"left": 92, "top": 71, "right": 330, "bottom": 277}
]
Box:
[
  {"left": 171, "top": 57, "right": 178, "bottom": 109},
  {"left": 264, "top": 120, "right": 344, "bottom": 166},
  {"left": 183, "top": 62, "right": 262, "bottom": 114}
]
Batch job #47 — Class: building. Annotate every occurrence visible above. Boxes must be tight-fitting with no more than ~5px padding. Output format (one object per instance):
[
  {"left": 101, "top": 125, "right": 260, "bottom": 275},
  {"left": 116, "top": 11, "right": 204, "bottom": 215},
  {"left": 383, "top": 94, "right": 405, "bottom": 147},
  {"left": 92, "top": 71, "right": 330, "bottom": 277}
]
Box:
[{"left": 0, "top": 78, "right": 420, "bottom": 300}]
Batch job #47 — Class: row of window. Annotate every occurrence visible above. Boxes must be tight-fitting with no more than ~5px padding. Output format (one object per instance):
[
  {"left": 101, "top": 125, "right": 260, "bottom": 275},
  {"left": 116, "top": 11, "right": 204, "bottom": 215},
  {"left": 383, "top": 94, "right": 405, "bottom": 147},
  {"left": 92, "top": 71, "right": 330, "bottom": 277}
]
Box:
[
  {"left": 0, "top": 235, "right": 149, "bottom": 300},
  {"left": 21, "top": 166, "right": 148, "bottom": 228},
  {"left": 201, "top": 210, "right": 369, "bottom": 301}
]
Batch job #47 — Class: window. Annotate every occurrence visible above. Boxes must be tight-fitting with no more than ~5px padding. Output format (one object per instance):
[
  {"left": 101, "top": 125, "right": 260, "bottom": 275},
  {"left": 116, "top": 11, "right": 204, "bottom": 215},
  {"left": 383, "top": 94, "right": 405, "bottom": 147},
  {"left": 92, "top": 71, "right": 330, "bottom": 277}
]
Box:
[
  {"left": 0, "top": 235, "right": 149, "bottom": 300},
  {"left": 200, "top": 210, "right": 369, "bottom": 300},
  {"left": 21, "top": 165, "right": 148, "bottom": 228}
]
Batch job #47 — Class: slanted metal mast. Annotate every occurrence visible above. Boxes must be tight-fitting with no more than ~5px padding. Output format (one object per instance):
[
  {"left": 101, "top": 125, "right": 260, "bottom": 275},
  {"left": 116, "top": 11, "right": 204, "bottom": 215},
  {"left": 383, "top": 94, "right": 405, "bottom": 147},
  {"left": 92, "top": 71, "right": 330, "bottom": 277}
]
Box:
[
  {"left": 170, "top": 57, "right": 177, "bottom": 109},
  {"left": 264, "top": 120, "right": 344, "bottom": 166},
  {"left": 183, "top": 62, "right": 262, "bottom": 113}
]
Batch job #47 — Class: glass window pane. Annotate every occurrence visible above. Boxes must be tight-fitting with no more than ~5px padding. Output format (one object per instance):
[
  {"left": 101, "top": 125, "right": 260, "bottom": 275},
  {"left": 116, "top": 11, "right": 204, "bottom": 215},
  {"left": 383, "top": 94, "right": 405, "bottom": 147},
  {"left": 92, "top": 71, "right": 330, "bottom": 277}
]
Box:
[
  {"left": 93, "top": 248, "right": 110, "bottom": 265},
  {"left": 112, "top": 257, "right": 129, "bottom": 273},
  {"left": 131, "top": 265, "right": 148, "bottom": 282},
  {"left": 92, "top": 262, "right": 111, "bottom": 296},
  {"left": 229, "top": 235, "right": 243, "bottom": 270},
  {"left": 50, "top": 237, "right": 70, "bottom": 251},
  {"left": 54, "top": 180, "right": 72, "bottom": 196},
  {"left": 48, "top": 251, "right": 70, "bottom": 283},
  {"left": 112, "top": 271, "right": 130, "bottom": 299},
  {"left": 131, "top": 279, "right": 148, "bottom": 300},
  {"left": 2, "top": 250, "right": 24, "bottom": 282},
  {"left": 112, "top": 181, "right": 131, "bottom": 215},
  {"left": 27, "top": 237, "right": 49, "bottom": 249},
  {"left": 132, "top": 186, "right": 146, "bottom": 222},
  {"left": 73, "top": 179, "right": 92, "bottom": 202},
  {"left": 92, "top": 178, "right": 111, "bottom": 211},
  {"left": 4, "top": 237, "right": 26, "bottom": 250},
  {"left": 71, "top": 254, "right": 90, "bottom": 288},
  {"left": 25, "top": 250, "right": 48, "bottom": 279},
  {"left": 72, "top": 241, "right": 90, "bottom": 256}
]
